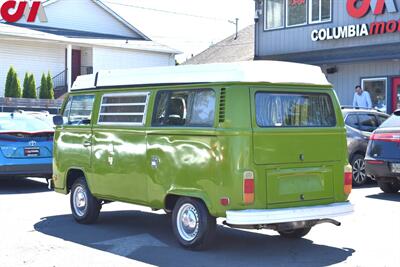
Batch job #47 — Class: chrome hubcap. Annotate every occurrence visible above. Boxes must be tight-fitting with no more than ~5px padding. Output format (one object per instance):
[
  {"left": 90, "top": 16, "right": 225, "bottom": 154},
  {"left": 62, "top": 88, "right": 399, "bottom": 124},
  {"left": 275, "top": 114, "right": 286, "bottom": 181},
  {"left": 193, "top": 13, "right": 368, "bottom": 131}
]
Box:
[
  {"left": 73, "top": 186, "right": 87, "bottom": 217},
  {"left": 177, "top": 203, "right": 199, "bottom": 242},
  {"left": 353, "top": 158, "right": 366, "bottom": 184}
]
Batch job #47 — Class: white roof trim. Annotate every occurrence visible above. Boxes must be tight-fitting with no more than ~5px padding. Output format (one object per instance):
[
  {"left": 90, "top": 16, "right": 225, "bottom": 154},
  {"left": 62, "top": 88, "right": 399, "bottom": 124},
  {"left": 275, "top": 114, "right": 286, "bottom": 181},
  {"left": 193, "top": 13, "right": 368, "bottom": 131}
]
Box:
[
  {"left": 72, "top": 61, "right": 331, "bottom": 90},
  {"left": 43, "top": 0, "right": 150, "bottom": 40},
  {"left": 0, "top": 23, "right": 180, "bottom": 54}
]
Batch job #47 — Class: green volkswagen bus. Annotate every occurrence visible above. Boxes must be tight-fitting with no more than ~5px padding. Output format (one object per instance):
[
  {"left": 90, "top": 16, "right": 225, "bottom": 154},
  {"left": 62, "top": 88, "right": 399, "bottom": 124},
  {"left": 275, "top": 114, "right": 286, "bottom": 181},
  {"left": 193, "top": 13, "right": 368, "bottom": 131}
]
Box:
[{"left": 51, "top": 61, "right": 353, "bottom": 250}]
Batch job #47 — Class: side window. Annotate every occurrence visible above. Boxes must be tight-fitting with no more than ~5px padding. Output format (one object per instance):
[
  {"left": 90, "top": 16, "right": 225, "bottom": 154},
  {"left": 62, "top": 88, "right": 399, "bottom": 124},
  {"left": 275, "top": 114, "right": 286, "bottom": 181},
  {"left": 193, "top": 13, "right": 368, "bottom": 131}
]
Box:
[
  {"left": 98, "top": 92, "right": 149, "bottom": 125},
  {"left": 345, "top": 114, "right": 359, "bottom": 129},
  {"left": 358, "top": 114, "right": 379, "bottom": 132},
  {"left": 152, "top": 89, "right": 216, "bottom": 127},
  {"left": 62, "top": 95, "right": 95, "bottom": 125}
]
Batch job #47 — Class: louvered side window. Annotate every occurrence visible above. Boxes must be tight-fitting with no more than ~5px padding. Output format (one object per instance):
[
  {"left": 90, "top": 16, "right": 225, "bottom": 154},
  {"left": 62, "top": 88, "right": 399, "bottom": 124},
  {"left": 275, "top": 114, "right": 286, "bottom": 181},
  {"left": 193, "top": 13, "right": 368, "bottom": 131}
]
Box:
[
  {"left": 219, "top": 88, "right": 226, "bottom": 123},
  {"left": 98, "top": 92, "right": 149, "bottom": 126}
]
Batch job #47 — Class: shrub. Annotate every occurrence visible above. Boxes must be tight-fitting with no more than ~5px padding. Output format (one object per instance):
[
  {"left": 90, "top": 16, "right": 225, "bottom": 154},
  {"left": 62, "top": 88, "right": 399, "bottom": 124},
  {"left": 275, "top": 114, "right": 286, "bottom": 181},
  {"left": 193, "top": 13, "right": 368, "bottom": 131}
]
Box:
[
  {"left": 23, "top": 73, "right": 37, "bottom": 99},
  {"left": 39, "top": 73, "right": 49, "bottom": 99},
  {"left": 46, "top": 71, "right": 54, "bottom": 100},
  {"left": 4, "top": 66, "right": 21, "bottom": 98}
]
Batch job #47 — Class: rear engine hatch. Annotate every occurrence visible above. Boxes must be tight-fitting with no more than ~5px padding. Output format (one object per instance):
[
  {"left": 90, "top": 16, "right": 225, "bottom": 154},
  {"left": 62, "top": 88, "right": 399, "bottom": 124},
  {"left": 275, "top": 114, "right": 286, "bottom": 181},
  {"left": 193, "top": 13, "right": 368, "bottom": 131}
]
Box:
[{"left": 252, "top": 89, "right": 346, "bottom": 204}]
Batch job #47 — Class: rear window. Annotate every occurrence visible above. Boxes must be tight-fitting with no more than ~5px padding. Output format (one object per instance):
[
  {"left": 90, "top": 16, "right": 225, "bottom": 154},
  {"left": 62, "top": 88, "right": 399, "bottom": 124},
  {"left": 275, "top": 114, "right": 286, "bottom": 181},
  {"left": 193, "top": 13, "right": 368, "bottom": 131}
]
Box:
[
  {"left": 0, "top": 115, "right": 53, "bottom": 132},
  {"left": 380, "top": 115, "right": 400, "bottom": 128},
  {"left": 255, "top": 92, "right": 336, "bottom": 127}
]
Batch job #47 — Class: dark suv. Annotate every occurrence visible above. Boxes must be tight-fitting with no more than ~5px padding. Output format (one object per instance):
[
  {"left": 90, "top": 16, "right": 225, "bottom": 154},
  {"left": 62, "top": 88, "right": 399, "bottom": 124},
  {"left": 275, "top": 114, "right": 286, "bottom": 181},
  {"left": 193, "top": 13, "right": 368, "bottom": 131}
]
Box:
[
  {"left": 342, "top": 107, "right": 389, "bottom": 186},
  {"left": 365, "top": 110, "right": 400, "bottom": 193}
]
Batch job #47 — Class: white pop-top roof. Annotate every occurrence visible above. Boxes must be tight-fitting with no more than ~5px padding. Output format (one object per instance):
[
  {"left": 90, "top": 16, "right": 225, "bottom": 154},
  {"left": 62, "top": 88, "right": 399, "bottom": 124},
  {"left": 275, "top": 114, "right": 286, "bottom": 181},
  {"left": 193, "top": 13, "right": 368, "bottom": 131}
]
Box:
[{"left": 71, "top": 61, "right": 331, "bottom": 90}]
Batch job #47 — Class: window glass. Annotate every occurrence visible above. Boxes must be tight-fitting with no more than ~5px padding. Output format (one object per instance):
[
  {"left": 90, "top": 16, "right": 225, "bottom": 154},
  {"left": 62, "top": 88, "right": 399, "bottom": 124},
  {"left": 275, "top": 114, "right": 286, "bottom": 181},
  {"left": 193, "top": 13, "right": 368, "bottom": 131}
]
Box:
[
  {"left": 265, "top": 0, "right": 284, "bottom": 29},
  {"left": 98, "top": 93, "right": 149, "bottom": 125},
  {"left": 321, "top": 0, "right": 331, "bottom": 20},
  {"left": 256, "top": 92, "right": 336, "bottom": 127},
  {"left": 358, "top": 114, "right": 379, "bottom": 132},
  {"left": 287, "top": 0, "right": 307, "bottom": 26},
  {"left": 362, "top": 78, "right": 387, "bottom": 113},
  {"left": 310, "top": 0, "right": 331, "bottom": 23},
  {"left": 63, "top": 95, "right": 95, "bottom": 125},
  {"left": 345, "top": 114, "right": 359, "bottom": 129},
  {"left": 0, "top": 115, "right": 53, "bottom": 132},
  {"left": 152, "top": 89, "right": 216, "bottom": 127}
]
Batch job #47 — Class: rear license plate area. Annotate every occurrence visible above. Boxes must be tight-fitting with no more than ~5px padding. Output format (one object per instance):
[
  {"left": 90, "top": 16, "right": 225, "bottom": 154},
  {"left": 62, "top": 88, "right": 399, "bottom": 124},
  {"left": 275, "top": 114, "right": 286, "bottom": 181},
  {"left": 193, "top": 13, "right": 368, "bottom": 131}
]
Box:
[
  {"left": 24, "top": 147, "right": 40, "bottom": 157},
  {"left": 391, "top": 163, "right": 400, "bottom": 173}
]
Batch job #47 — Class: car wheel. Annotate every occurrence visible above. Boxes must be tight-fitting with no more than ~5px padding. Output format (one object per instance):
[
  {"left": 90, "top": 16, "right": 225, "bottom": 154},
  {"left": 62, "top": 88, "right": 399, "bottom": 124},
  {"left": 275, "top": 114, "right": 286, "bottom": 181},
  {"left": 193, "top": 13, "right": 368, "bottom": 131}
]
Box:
[
  {"left": 70, "top": 177, "right": 101, "bottom": 224},
  {"left": 351, "top": 154, "right": 368, "bottom": 186},
  {"left": 278, "top": 227, "right": 312, "bottom": 239},
  {"left": 378, "top": 181, "right": 400, "bottom": 193},
  {"left": 172, "top": 197, "right": 216, "bottom": 250}
]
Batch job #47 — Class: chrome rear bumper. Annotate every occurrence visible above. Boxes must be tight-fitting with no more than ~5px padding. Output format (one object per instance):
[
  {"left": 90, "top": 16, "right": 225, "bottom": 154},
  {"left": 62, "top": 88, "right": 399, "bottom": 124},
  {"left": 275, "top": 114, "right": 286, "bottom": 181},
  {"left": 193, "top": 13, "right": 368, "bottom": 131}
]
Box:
[{"left": 226, "top": 202, "right": 353, "bottom": 225}]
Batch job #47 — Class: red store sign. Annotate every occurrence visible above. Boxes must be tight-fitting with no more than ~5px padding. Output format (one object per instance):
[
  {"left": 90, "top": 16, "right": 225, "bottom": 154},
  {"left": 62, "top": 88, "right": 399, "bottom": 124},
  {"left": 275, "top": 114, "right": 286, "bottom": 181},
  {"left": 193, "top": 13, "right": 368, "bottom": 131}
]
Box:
[
  {"left": 347, "top": 0, "right": 397, "bottom": 18},
  {"left": 0, "top": 1, "right": 47, "bottom": 23}
]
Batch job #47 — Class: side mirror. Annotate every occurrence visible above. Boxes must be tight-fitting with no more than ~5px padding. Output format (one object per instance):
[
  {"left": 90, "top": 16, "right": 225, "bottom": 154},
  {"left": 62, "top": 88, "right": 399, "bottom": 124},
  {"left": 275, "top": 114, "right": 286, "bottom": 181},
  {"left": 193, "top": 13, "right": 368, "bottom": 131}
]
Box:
[
  {"left": 53, "top": 115, "right": 64, "bottom": 126},
  {"left": 394, "top": 109, "right": 400, "bottom": 116}
]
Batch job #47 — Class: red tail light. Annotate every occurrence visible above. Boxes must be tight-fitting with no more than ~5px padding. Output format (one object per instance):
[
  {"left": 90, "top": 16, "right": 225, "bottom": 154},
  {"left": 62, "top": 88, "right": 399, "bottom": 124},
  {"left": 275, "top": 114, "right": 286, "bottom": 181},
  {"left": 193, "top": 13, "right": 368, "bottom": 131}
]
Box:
[
  {"left": 243, "top": 171, "right": 254, "bottom": 204},
  {"left": 366, "top": 160, "right": 385, "bottom": 165},
  {"left": 370, "top": 132, "right": 400, "bottom": 143},
  {"left": 344, "top": 164, "right": 352, "bottom": 195}
]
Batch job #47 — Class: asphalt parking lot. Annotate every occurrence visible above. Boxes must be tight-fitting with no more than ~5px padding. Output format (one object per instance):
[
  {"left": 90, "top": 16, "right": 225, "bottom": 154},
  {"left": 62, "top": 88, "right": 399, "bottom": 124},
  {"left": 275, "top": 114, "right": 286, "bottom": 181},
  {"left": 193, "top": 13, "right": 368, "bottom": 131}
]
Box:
[{"left": 0, "top": 178, "right": 399, "bottom": 267}]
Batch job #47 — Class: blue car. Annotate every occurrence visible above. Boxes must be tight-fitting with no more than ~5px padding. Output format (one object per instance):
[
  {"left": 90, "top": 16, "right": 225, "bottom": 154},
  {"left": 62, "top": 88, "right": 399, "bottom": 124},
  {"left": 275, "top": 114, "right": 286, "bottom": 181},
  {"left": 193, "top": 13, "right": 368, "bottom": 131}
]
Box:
[{"left": 0, "top": 112, "right": 54, "bottom": 179}]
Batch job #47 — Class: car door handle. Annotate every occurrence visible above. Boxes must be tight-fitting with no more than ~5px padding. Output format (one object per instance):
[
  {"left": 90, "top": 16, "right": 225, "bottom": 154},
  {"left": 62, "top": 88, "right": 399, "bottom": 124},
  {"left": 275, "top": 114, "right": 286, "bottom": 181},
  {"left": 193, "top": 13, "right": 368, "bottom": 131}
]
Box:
[{"left": 83, "top": 141, "right": 92, "bottom": 147}]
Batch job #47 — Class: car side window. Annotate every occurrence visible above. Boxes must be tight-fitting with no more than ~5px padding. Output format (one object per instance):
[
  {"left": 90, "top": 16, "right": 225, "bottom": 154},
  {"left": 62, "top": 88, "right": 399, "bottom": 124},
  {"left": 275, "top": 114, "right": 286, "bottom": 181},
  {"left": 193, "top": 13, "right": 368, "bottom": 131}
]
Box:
[
  {"left": 152, "top": 89, "right": 216, "bottom": 127},
  {"left": 345, "top": 114, "right": 359, "bottom": 129},
  {"left": 358, "top": 114, "right": 379, "bottom": 132},
  {"left": 62, "top": 95, "right": 95, "bottom": 125}
]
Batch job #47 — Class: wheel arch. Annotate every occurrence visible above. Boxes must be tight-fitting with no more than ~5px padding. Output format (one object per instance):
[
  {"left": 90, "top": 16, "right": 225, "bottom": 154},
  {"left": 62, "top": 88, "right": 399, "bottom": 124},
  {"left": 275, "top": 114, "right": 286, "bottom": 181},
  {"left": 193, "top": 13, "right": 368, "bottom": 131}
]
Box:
[
  {"left": 65, "top": 168, "right": 92, "bottom": 194},
  {"left": 349, "top": 151, "right": 365, "bottom": 164},
  {"left": 164, "top": 190, "right": 215, "bottom": 216}
]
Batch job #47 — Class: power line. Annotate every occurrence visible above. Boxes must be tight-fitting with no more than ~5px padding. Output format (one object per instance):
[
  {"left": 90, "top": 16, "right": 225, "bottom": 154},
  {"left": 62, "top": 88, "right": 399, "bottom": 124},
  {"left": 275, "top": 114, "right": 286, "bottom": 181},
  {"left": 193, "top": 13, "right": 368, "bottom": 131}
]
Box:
[{"left": 102, "top": 0, "right": 233, "bottom": 22}]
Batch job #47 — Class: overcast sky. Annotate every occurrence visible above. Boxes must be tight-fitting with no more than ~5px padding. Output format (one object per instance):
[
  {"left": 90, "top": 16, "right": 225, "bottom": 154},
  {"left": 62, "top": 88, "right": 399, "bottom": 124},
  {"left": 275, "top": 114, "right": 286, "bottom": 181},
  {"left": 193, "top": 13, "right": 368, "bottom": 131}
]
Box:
[{"left": 102, "top": 0, "right": 255, "bottom": 63}]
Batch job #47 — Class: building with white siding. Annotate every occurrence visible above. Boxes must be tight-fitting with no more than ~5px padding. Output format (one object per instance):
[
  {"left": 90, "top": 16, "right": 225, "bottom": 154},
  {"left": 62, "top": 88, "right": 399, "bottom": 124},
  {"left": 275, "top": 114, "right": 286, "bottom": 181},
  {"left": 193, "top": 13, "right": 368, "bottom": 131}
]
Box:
[{"left": 0, "top": 0, "right": 179, "bottom": 98}]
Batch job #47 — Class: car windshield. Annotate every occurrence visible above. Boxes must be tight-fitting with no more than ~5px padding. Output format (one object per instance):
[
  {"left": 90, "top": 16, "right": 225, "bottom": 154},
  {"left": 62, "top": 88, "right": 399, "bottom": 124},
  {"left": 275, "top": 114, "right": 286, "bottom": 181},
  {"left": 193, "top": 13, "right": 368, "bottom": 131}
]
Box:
[
  {"left": 380, "top": 114, "right": 400, "bottom": 128},
  {"left": 0, "top": 114, "right": 54, "bottom": 132}
]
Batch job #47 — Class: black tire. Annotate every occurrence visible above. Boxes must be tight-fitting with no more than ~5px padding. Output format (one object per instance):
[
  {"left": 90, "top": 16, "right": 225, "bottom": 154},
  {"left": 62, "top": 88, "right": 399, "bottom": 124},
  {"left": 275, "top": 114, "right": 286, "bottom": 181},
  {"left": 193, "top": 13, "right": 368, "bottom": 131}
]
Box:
[
  {"left": 278, "top": 227, "right": 312, "bottom": 238},
  {"left": 378, "top": 181, "right": 400, "bottom": 193},
  {"left": 351, "top": 154, "right": 368, "bottom": 186},
  {"left": 172, "top": 197, "right": 216, "bottom": 250},
  {"left": 70, "top": 177, "right": 101, "bottom": 224}
]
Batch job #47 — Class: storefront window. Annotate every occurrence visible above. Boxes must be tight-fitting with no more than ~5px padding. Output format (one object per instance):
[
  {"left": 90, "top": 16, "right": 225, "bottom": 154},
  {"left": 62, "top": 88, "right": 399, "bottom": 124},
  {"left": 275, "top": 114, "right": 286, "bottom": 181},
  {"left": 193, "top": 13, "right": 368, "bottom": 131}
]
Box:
[
  {"left": 310, "top": 0, "right": 331, "bottom": 23},
  {"left": 286, "top": 0, "right": 307, "bottom": 27},
  {"left": 265, "top": 0, "right": 284, "bottom": 29},
  {"left": 362, "top": 78, "right": 387, "bottom": 113}
]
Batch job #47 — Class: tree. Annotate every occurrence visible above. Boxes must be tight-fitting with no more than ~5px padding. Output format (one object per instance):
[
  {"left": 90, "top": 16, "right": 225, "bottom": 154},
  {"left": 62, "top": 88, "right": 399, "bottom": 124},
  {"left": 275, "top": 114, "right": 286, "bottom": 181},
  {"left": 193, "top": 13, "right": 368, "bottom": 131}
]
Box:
[
  {"left": 46, "top": 71, "right": 54, "bottom": 99},
  {"left": 23, "top": 73, "right": 29, "bottom": 97},
  {"left": 23, "top": 73, "right": 37, "bottom": 99},
  {"left": 4, "top": 66, "right": 21, "bottom": 98},
  {"left": 39, "top": 73, "right": 49, "bottom": 99}
]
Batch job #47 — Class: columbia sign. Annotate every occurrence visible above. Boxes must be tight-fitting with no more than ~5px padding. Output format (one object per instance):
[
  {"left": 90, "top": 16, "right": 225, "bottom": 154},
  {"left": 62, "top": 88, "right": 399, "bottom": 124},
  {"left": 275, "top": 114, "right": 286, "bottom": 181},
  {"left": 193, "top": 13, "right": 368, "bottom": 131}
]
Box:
[
  {"left": 311, "top": 0, "right": 400, "bottom": 41},
  {"left": 0, "top": 1, "right": 47, "bottom": 23},
  {"left": 347, "top": 0, "right": 397, "bottom": 18}
]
